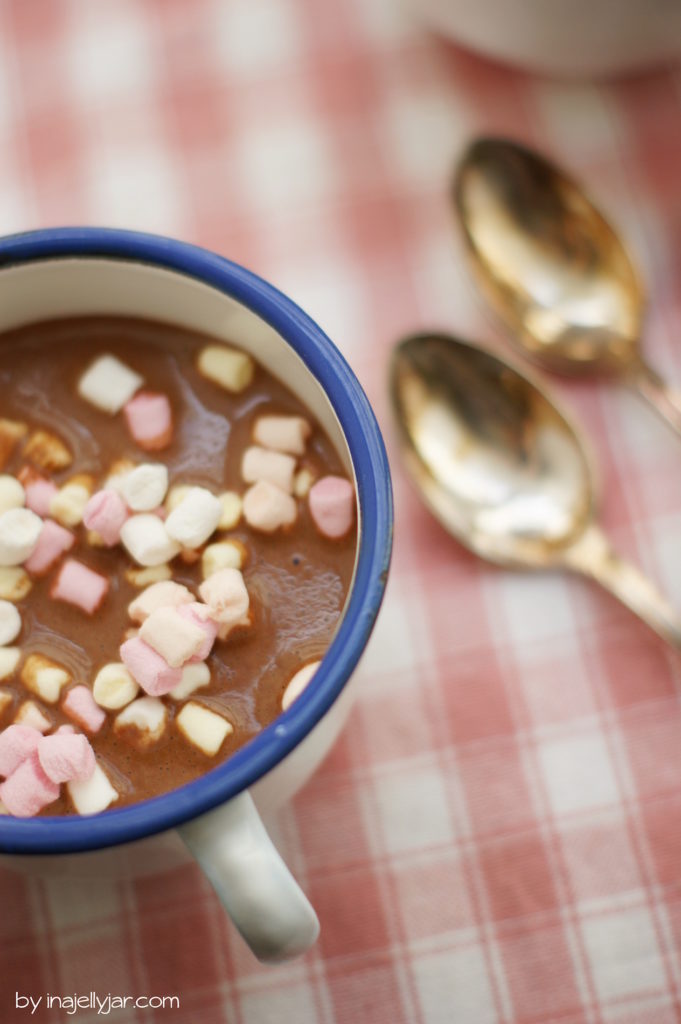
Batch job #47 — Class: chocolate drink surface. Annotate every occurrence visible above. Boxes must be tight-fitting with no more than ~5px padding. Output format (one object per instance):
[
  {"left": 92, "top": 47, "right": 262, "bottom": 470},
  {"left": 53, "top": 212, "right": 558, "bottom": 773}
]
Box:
[{"left": 0, "top": 317, "right": 357, "bottom": 815}]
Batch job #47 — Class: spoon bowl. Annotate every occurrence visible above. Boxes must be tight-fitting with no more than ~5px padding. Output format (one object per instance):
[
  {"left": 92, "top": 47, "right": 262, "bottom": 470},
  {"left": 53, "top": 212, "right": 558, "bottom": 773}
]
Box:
[
  {"left": 454, "top": 137, "right": 681, "bottom": 433},
  {"left": 390, "top": 332, "right": 681, "bottom": 648}
]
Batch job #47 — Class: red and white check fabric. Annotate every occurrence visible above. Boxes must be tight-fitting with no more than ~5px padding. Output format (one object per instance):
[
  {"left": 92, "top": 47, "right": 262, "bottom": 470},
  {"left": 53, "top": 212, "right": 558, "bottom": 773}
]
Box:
[{"left": 2, "top": 1, "right": 681, "bottom": 1021}]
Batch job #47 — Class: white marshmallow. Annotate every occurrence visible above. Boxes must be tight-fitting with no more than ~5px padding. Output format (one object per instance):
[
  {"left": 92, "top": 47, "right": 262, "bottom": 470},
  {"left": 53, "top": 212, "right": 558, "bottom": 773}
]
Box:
[
  {"left": 0, "top": 566, "right": 32, "bottom": 602},
  {"left": 121, "top": 463, "right": 169, "bottom": 512},
  {"left": 120, "top": 514, "right": 181, "bottom": 567},
  {"left": 128, "top": 580, "right": 194, "bottom": 624},
  {"left": 217, "top": 491, "right": 242, "bottom": 529},
  {"left": 20, "top": 654, "right": 70, "bottom": 704},
  {"left": 282, "top": 660, "right": 321, "bottom": 711},
  {"left": 92, "top": 663, "right": 139, "bottom": 710},
  {"left": 67, "top": 763, "right": 118, "bottom": 814},
  {"left": 0, "top": 475, "right": 25, "bottom": 515},
  {"left": 114, "top": 696, "right": 167, "bottom": 748},
  {"left": 49, "top": 480, "right": 93, "bottom": 527},
  {"left": 293, "top": 467, "right": 316, "bottom": 498},
  {"left": 78, "top": 355, "right": 144, "bottom": 414},
  {"left": 164, "top": 487, "right": 222, "bottom": 549},
  {"left": 168, "top": 662, "right": 211, "bottom": 701},
  {"left": 104, "top": 458, "right": 136, "bottom": 494},
  {"left": 197, "top": 345, "right": 254, "bottom": 393},
  {"left": 241, "top": 446, "right": 296, "bottom": 493},
  {"left": 253, "top": 415, "right": 311, "bottom": 456},
  {"left": 124, "top": 563, "right": 172, "bottom": 587},
  {"left": 0, "top": 601, "right": 21, "bottom": 646},
  {"left": 0, "top": 646, "right": 20, "bottom": 681},
  {"left": 242, "top": 480, "right": 297, "bottom": 533},
  {"left": 0, "top": 507, "right": 43, "bottom": 566},
  {"left": 199, "top": 567, "right": 249, "bottom": 627},
  {"left": 14, "top": 700, "right": 51, "bottom": 733},
  {"left": 165, "top": 484, "right": 192, "bottom": 513},
  {"left": 139, "top": 606, "right": 206, "bottom": 667},
  {"left": 176, "top": 701, "right": 233, "bottom": 756},
  {"left": 201, "top": 540, "right": 244, "bottom": 579}
]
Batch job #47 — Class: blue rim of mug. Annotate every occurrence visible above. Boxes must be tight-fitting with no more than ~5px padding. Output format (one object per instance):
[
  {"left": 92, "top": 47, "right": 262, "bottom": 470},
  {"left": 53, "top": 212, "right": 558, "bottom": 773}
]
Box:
[{"left": 0, "top": 227, "right": 393, "bottom": 854}]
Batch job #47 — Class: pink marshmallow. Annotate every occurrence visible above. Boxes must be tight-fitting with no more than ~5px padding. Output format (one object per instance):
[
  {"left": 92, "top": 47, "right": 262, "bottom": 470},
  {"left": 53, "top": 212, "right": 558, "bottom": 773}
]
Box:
[
  {"left": 23, "top": 477, "right": 58, "bottom": 517},
  {"left": 51, "top": 559, "right": 109, "bottom": 615},
  {"left": 62, "top": 686, "right": 107, "bottom": 734},
  {"left": 308, "top": 476, "right": 355, "bottom": 539},
  {"left": 0, "top": 749, "right": 59, "bottom": 817},
  {"left": 23, "top": 519, "right": 75, "bottom": 576},
  {"left": 120, "top": 636, "right": 182, "bottom": 696},
  {"left": 37, "top": 731, "right": 96, "bottom": 783},
  {"left": 83, "top": 489, "right": 128, "bottom": 546},
  {"left": 0, "top": 724, "right": 42, "bottom": 778},
  {"left": 123, "top": 392, "right": 173, "bottom": 451},
  {"left": 177, "top": 602, "right": 219, "bottom": 662}
]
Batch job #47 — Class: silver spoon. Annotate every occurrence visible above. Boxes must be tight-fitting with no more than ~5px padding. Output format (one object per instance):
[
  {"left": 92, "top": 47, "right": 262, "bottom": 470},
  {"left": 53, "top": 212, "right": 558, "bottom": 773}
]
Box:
[
  {"left": 390, "top": 332, "right": 681, "bottom": 649},
  {"left": 454, "top": 136, "right": 681, "bottom": 435}
]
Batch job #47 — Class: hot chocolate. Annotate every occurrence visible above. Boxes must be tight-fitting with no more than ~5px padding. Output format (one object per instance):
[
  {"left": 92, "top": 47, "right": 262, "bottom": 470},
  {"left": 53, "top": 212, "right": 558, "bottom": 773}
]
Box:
[{"left": 0, "top": 316, "right": 357, "bottom": 816}]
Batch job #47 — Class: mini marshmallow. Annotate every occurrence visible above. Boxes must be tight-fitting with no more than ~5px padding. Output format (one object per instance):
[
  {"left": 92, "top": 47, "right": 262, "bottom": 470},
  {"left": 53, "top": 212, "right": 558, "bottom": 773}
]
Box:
[
  {"left": 0, "top": 507, "right": 44, "bottom": 566},
  {"left": 0, "top": 647, "right": 20, "bottom": 681},
  {"left": 24, "top": 429, "right": 72, "bottom": 472},
  {"left": 165, "top": 484, "right": 192, "bottom": 513},
  {"left": 0, "top": 475, "right": 25, "bottom": 515},
  {"left": 21, "top": 654, "right": 70, "bottom": 704},
  {"left": 92, "top": 663, "right": 139, "bottom": 710},
  {"left": 217, "top": 491, "right": 242, "bottom": 530},
  {"left": 120, "top": 636, "right": 182, "bottom": 697},
  {"left": 23, "top": 520, "right": 75, "bottom": 576},
  {"left": 242, "top": 480, "right": 297, "bottom": 533},
  {"left": 67, "top": 762, "right": 118, "bottom": 815},
  {"left": 78, "top": 354, "right": 144, "bottom": 414},
  {"left": 83, "top": 489, "right": 128, "bottom": 546},
  {"left": 0, "top": 724, "right": 42, "bottom": 777},
  {"left": 128, "top": 580, "right": 194, "bottom": 624},
  {"left": 242, "top": 446, "right": 296, "bottom": 493},
  {"left": 197, "top": 344, "right": 254, "bottom": 393},
  {"left": 0, "top": 419, "right": 27, "bottom": 471},
  {"left": 22, "top": 474, "right": 58, "bottom": 517},
  {"left": 253, "top": 414, "right": 311, "bottom": 456},
  {"left": 176, "top": 603, "right": 218, "bottom": 661},
  {"left": 164, "top": 487, "right": 222, "bottom": 549},
  {"left": 14, "top": 701, "right": 51, "bottom": 733},
  {"left": 0, "top": 749, "right": 59, "bottom": 817},
  {"left": 120, "top": 514, "right": 181, "bottom": 567},
  {"left": 0, "top": 567, "right": 32, "bottom": 601},
  {"left": 201, "top": 540, "right": 245, "bottom": 579},
  {"left": 308, "top": 475, "right": 355, "bottom": 539},
  {"left": 124, "top": 563, "right": 172, "bottom": 588},
  {"left": 0, "top": 601, "right": 21, "bottom": 646},
  {"left": 113, "top": 696, "right": 167, "bottom": 749},
  {"left": 51, "top": 559, "right": 109, "bottom": 615},
  {"left": 49, "top": 476, "right": 94, "bottom": 527},
  {"left": 139, "top": 606, "right": 207, "bottom": 668},
  {"left": 281, "top": 660, "right": 321, "bottom": 711},
  {"left": 103, "top": 457, "right": 136, "bottom": 494},
  {"left": 198, "top": 567, "right": 249, "bottom": 627},
  {"left": 293, "top": 467, "right": 316, "bottom": 498},
  {"left": 62, "top": 686, "right": 107, "bottom": 734},
  {"left": 123, "top": 392, "right": 173, "bottom": 451},
  {"left": 176, "top": 702, "right": 233, "bottom": 756},
  {"left": 121, "top": 463, "right": 169, "bottom": 512},
  {"left": 168, "top": 662, "right": 211, "bottom": 701},
  {"left": 37, "top": 731, "right": 96, "bottom": 784}
]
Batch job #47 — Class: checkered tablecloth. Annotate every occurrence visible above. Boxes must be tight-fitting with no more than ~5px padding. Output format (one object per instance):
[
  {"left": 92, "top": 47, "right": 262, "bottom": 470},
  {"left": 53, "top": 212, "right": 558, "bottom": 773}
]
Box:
[{"left": 2, "top": 1, "right": 681, "bottom": 1021}]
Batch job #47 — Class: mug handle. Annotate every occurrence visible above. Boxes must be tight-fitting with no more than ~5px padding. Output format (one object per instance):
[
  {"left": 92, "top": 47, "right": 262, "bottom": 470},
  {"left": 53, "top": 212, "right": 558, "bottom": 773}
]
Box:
[{"left": 178, "top": 791, "right": 320, "bottom": 963}]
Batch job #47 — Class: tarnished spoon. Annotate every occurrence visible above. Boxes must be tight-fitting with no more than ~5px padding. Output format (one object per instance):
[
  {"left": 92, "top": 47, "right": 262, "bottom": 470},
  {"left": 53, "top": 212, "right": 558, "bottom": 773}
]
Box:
[
  {"left": 454, "top": 136, "right": 681, "bottom": 435},
  {"left": 390, "top": 332, "right": 681, "bottom": 648}
]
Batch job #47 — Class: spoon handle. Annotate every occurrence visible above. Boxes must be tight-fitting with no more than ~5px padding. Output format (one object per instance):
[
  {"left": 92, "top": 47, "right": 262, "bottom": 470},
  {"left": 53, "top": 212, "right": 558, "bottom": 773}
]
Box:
[
  {"left": 627, "top": 356, "right": 681, "bottom": 437},
  {"left": 563, "top": 524, "right": 681, "bottom": 649}
]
